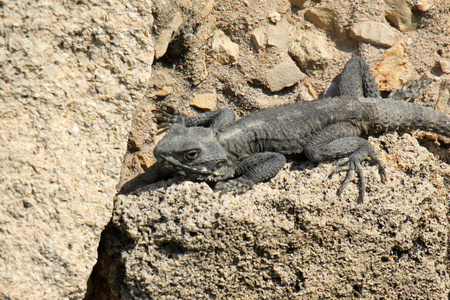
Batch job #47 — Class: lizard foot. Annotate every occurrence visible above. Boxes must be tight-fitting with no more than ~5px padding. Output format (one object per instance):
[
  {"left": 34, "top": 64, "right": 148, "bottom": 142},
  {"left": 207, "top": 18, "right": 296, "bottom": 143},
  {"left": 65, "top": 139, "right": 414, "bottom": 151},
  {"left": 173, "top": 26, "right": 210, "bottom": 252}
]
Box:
[
  {"left": 153, "top": 106, "right": 186, "bottom": 129},
  {"left": 329, "top": 149, "right": 386, "bottom": 203},
  {"left": 215, "top": 178, "right": 254, "bottom": 194},
  {"left": 389, "top": 74, "right": 432, "bottom": 101}
]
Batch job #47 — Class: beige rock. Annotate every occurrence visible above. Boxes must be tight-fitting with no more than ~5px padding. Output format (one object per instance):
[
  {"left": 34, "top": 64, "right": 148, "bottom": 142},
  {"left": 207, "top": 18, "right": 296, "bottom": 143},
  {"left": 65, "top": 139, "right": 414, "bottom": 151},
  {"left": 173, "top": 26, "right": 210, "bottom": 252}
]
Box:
[
  {"left": 436, "top": 80, "right": 450, "bottom": 114},
  {"left": 288, "top": 34, "right": 332, "bottom": 74},
  {"left": 190, "top": 93, "right": 218, "bottom": 111},
  {"left": 440, "top": 59, "right": 450, "bottom": 74},
  {"left": 415, "top": 0, "right": 433, "bottom": 11},
  {"left": 267, "top": 21, "right": 291, "bottom": 50},
  {"left": 155, "top": 12, "right": 184, "bottom": 59},
  {"left": 0, "top": 1, "right": 154, "bottom": 299},
  {"left": 137, "top": 153, "right": 157, "bottom": 170},
  {"left": 349, "top": 21, "right": 397, "bottom": 47},
  {"left": 210, "top": 29, "right": 240, "bottom": 64},
  {"left": 267, "top": 56, "right": 305, "bottom": 92},
  {"left": 150, "top": 86, "right": 173, "bottom": 98},
  {"left": 251, "top": 26, "right": 267, "bottom": 50},
  {"left": 372, "top": 42, "right": 411, "bottom": 92},
  {"left": 289, "top": 0, "right": 311, "bottom": 9},
  {"left": 269, "top": 11, "right": 282, "bottom": 23},
  {"left": 303, "top": 77, "right": 318, "bottom": 100},
  {"left": 201, "top": 0, "right": 215, "bottom": 18},
  {"left": 155, "top": 30, "right": 175, "bottom": 59},
  {"left": 385, "top": 0, "right": 418, "bottom": 32},
  {"left": 304, "top": 6, "right": 337, "bottom": 30}
]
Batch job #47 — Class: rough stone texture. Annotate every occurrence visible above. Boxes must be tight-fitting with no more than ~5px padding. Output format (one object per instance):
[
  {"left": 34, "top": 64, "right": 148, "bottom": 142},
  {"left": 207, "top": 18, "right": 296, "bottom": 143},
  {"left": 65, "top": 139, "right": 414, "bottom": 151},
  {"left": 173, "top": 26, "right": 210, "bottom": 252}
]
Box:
[
  {"left": 191, "top": 93, "right": 218, "bottom": 111},
  {"left": 441, "top": 60, "right": 450, "bottom": 74},
  {"left": 288, "top": 34, "right": 332, "bottom": 75},
  {"left": 267, "top": 56, "right": 305, "bottom": 92},
  {"left": 349, "top": 22, "right": 397, "bottom": 48},
  {"left": 154, "top": 12, "right": 183, "bottom": 59},
  {"left": 210, "top": 29, "right": 240, "bottom": 64},
  {"left": 107, "top": 133, "right": 450, "bottom": 299},
  {"left": 385, "top": 0, "right": 418, "bottom": 32},
  {"left": 415, "top": 0, "right": 433, "bottom": 11},
  {"left": 251, "top": 26, "right": 267, "bottom": 50},
  {"left": 304, "top": 6, "right": 337, "bottom": 30},
  {"left": 267, "top": 21, "right": 291, "bottom": 50},
  {"left": 290, "top": 0, "right": 312, "bottom": 9},
  {"left": 372, "top": 42, "right": 411, "bottom": 92},
  {"left": 0, "top": 1, "right": 153, "bottom": 299}
]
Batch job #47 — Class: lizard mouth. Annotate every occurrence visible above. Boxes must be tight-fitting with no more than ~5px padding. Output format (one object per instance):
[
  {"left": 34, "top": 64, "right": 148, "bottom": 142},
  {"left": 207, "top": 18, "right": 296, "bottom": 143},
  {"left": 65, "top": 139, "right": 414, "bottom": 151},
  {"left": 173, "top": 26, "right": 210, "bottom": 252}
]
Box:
[{"left": 157, "top": 155, "right": 235, "bottom": 182}]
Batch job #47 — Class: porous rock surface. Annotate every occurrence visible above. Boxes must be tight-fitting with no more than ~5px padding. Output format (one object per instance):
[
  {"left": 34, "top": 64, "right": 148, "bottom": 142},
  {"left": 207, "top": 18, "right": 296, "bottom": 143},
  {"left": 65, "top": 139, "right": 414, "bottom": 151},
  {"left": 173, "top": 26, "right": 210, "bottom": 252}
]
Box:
[{"left": 107, "top": 134, "right": 450, "bottom": 299}]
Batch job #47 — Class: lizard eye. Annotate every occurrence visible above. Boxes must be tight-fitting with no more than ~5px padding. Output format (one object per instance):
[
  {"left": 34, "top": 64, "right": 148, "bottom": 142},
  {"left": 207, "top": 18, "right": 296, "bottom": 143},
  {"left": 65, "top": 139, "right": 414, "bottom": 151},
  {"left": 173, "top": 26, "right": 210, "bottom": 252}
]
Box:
[{"left": 183, "top": 149, "right": 199, "bottom": 161}]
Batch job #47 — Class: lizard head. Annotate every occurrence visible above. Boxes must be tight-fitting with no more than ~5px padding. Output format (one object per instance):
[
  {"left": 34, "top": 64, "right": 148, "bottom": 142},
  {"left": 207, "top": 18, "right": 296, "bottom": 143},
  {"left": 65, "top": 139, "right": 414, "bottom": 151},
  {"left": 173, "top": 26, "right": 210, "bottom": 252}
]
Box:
[{"left": 154, "top": 124, "right": 236, "bottom": 181}]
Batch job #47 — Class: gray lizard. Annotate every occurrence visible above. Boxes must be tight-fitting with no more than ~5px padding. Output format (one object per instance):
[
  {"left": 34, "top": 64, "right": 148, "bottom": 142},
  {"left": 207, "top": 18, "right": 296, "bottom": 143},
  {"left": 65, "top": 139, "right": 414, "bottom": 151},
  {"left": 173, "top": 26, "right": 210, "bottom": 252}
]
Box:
[{"left": 154, "top": 56, "right": 449, "bottom": 202}]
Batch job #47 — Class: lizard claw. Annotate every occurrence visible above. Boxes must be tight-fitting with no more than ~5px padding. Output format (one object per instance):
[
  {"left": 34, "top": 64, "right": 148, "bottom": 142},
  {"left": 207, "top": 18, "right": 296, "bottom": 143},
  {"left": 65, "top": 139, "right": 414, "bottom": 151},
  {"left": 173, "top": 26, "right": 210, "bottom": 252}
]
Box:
[
  {"left": 335, "top": 156, "right": 365, "bottom": 203},
  {"left": 153, "top": 106, "right": 186, "bottom": 129},
  {"left": 329, "top": 150, "right": 386, "bottom": 203},
  {"left": 215, "top": 178, "right": 254, "bottom": 194},
  {"left": 389, "top": 75, "right": 432, "bottom": 101}
]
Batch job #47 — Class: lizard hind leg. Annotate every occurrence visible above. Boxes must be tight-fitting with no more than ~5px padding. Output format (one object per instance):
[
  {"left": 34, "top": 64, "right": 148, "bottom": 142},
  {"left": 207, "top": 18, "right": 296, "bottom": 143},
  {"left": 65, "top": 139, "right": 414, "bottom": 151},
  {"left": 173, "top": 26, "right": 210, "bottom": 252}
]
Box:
[
  {"left": 338, "top": 55, "right": 381, "bottom": 98},
  {"left": 328, "top": 140, "right": 386, "bottom": 203},
  {"left": 304, "top": 122, "right": 386, "bottom": 203}
]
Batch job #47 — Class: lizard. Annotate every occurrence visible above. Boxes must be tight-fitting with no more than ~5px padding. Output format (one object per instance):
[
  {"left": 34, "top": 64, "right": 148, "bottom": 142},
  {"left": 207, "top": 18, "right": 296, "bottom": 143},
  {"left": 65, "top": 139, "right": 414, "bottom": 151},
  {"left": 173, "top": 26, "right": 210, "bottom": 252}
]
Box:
[{"left": 153, "top": 56, "right": 449, "bottom": 203}]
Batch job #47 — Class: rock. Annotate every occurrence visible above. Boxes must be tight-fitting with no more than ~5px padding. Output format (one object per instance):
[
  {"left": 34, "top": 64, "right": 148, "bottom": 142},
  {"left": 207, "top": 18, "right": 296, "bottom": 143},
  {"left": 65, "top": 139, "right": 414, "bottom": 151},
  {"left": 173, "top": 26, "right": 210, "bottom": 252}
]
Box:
[
  {"left": 436, "top": 80, "right": 450, "bottom": 114},
  {"left": 150, "top": 86, "right": 173, "bottom": 98},
  {"left": 201, "top": 0, "right": 215, "bottom": 18},
  {"left": 269, "top": 11, "right": 282, "bottom": 23},
  {"left": 415, "top": 0, "right": 433, "bottom": 11},
  {"left": 289, "top": 0, "right": 311, "bottom": 9},
  {"left": 210, "top": 29, "right": 240, "bottom": 64},
  {"left": 372, "top": 42, "right": 411, "bottom": 92},
  {"left": 155, "top": 12, "right": 184, "bottom": 59},
  {"left": 349, "top": 22, "right": 397, "bottom": 47},
  {"left": 288, "top": 34, "right": 332, "bottom": 75},
  {"left": 302, "top": 77, "right": 318, "bottom": 100},
  {"left": 435, "top": 80, "right": 450, "bottom": 143},
  {"left": 190, "top": 93, "right": 218, "bottom": 111},
  {"left": 267, "top": 21, "right": 290, "bottom": 50},
  {"left": 267, "top": 56, "right": 305, "bottom": 92},
  {"left": 385, "top": 0, "right": 418, "bottom": 32},
  {"left": 251, "top": 26, "right": 267, "bottom": 50},
  {"left": 137, "top": 153, "right": 157, "bottom": 170},
  {"left": 304, "top": 6, "right": 337, "bottom": 30},
  {"left": 440, "top": 59, "right": 450, "bottom": 74},
  {"left": 0, "top": 1, "right": 154, "bottom": 299},
  {"left": 103, "top": 130, "right": 450, "bottom": 299}
]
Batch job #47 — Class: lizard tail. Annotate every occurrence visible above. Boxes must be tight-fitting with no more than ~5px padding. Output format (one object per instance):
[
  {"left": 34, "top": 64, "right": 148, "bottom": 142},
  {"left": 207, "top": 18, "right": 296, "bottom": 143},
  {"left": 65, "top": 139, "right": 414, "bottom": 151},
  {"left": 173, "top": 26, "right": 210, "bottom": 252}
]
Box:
[{"left": 375, "top": 99, "right": 450, "bottom": 137}]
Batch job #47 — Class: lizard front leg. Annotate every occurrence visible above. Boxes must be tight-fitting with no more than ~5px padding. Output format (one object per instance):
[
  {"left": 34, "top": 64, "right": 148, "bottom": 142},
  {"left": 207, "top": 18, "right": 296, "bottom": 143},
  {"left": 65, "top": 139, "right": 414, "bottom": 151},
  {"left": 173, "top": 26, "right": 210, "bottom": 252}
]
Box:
[
  {"left": 215, "top": 152, "right": 286, "bottom": 194},
  {"left": 305, "top": 122, "right": 386, "bottom": 203},
  {"left": 154, "top": 106, "right": 235, "bottom": 131}
]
